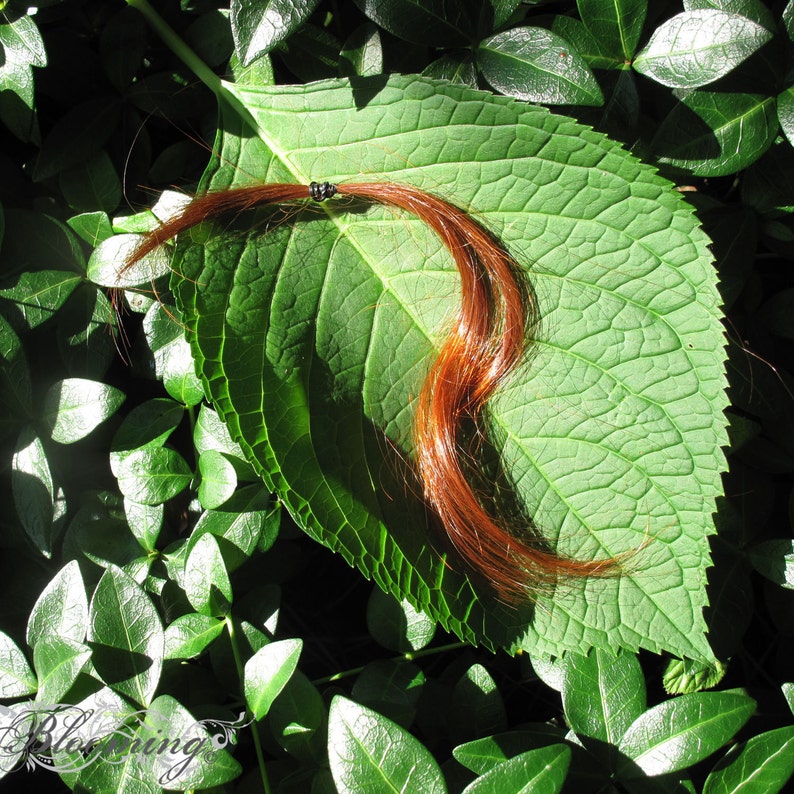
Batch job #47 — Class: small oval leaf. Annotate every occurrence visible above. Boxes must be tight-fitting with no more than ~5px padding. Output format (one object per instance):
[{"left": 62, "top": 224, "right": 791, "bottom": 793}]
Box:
[
  {"left": 244, "top": 638, "right": 303, "bottom": 720},
  {"left": 634, "top": 10, "right": 772, "bottom": 88},
  {"left": 479, "top": 27, "right": 603, "bottom": 105},
  {"left": 328, "top": 696, "right": 446, "bottom": 794}
]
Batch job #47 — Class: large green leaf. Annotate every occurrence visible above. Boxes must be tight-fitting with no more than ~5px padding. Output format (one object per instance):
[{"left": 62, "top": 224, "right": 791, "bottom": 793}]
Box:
[{"left": 172, "top": 75, "right": 725, "bottom": 659}]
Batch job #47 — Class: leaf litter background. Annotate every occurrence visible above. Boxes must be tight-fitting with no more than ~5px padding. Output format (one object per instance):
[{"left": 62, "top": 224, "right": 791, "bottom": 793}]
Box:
[{"left": 169, "top": 75, "right": 726, "bottom": 660}]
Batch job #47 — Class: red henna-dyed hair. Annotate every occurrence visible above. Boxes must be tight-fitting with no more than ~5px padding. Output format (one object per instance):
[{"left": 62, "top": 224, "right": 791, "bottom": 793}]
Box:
[{"left": 123, "top": 181, "right": 620, "bottom": 601}]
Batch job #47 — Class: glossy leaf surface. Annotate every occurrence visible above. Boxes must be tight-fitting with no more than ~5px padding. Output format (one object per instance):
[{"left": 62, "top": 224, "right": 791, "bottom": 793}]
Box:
[{"left": 172, "top": 75, "right": 726, "bottom": 659}]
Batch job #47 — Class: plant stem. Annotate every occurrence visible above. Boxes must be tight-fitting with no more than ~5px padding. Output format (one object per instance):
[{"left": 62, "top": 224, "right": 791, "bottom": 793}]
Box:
[
  {"left": 225, "top": 616, "right": 271, "bottom": 794},
  {"left": 125, "top": 0, "right": 223, "bottom": 97},
  {"left": 311, "top": 641, "right": 467, "bottom": 685}
]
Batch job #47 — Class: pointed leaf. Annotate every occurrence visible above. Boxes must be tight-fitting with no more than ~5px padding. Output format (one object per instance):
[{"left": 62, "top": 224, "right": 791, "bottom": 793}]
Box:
[
  {"left": 43, "top": 378, "right": 125, "bottom": 443},
  {"left": 461, "top": 745, "right": 571, "bottom": 793},
  {"left": 12, "top": 427, "right": 55, "bottom": 556},
  {"left": 651, "top": 91, "right": 776, "bottom": 176},
  {"left": 561, "top": 649, "right": 646, "bottom": 743},
  {"left": 0, "top": 270, "right": 82, "bottom": 329},
  {"left": 352, "top": 0, "right": 476, "bottom": 47},
  {"left": 244, "top": 638, "right": 303, "bottom": 720},
  {"left": 618, "top": 691, "right": 756, "bottom": 776},
  {"left": 269, "top": 670, "right": 327, "bottom": 762},
  {"left": 366, "top": 589, "right": 436, "bottom": 653},
  {"left": 478, "top": 28, "right": 603, "bottom": 105},
  {"left": 634, "top": 10, "right": 772, "bottom": 88},
  {"left": 231, "top": 0, "right": 321, "bottom": 65},
  {"left": 33, "top": 636, "right": 91, "bottom": 704},
  {"left": 453, "top": 726, "right": 571, "bottom": 775},
  {"left": 327, "top": 695, "right": 446, "bottom": 794},
  {"left": 702, "top": 726, "right": 794, "bottom": 793},
  {"left": 27, "top": 560, "right": 88, "bottom": 648},
  {"left": 164, "top": 613, "right": 225, "bottom": 659},
  {"left": 88, "top": 566, "right": 164, "bottom": 706},
  {"left": 197, "top": 450, "right": 238, "bottom": 509},
  {"left": 577, "top": 0, "right": 647, "bottom": 59},
  {"left": 0, "top": 631, "right": 37, "bottom": 698},
  {"left": 184, "top": 533, "right": 233, "bottom": 615},
  {"left": 114, "top": 447, "right": 192, "bottom": 505}
]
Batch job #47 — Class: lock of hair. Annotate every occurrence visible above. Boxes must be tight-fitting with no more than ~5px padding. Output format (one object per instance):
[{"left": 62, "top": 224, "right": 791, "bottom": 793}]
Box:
[{"left": 123, "top": 180, "right": 618, "bottom": 600}]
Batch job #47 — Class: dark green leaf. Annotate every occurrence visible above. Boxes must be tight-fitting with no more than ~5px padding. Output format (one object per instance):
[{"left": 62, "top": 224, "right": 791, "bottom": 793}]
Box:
[
  {"left": 269, "top": 670, "right": 327, "bottom": 762},
  {"left": 33, "top": 636, "right": 91, "bottom": 703},
  {"left": 366, "top": 588, "right": 436, "bottom": 652},
  {"left": 618, "top": 691, "right": 756, "bottom": 776},
  {"left": 184, "top": 533, "right": 233, "bottom": 615},
  {"left": 0, "top": 314, "right": 31, "bottom": 433},
  {"left": 577, "top": 0, "right": 647, "bottom": 59},
  {"left": 231, "top": 0, "right": 321, "bottom": 66},
  {"left": 99, "top": 6, "right": 147, "bottom": 91},
  {"left": 59, "top": 151, "right": 122, "bottom": 214},
  {"left": 327, "top": 695, "right": 446, "bottom": 794},
  {"left": 450, "top": 664, "right": 507, "bottom": 744},
  {"left": 0, "top": 269, "right": 81, "bottom": 329},
  {"left": 785, "top": 0, "right": 794, "bottom": 41},
  {"left": 0, "top": 630, "right": 37, "bottom": 698},
  {"left": 278, "top": 24, "right": 340, "bottom": 82},
  {"left": 339, "top": 23, "right": 383, "bottom": 77},
  {"left": 164, "top": 613, "right": 225, "bottom": 659},
  {"left": 0, "top": 54, "right": 37, "bottom": 143},
  {"left": 63, "top": 499, "right": 143, "bottom": 572},
  {"left": 43, "top": 378, "right": 125, "bottom": 443},
  {"left": 461, "top": 745, "right": 571, "bottom": 793},
  {"left": 111, "top": 398, "right": 184, "bottom": 460},
  {"left": 143, "top": 301, "right": 204, "bottom": 405},
  {"left": 0, "top": 10, "right": 46, "bottom": 142},
  {"left": 114, "top": 447, "right": 192, "bottom": 505},
  {"left": 422, "top": 53, "right": 479, "bottom": 86},
  {"left": 703, "top": 726, "right": 794, "bottom": 793},
  {"left": 478, "top": 28, "right": 603, "bottom": 105},
  {"left": 633, "top": 10, "right": 772, "bottom": 89},
  {"left": 551, "top": 16, "right": 623, "bottom": 70},
  {"left": 561, "top": 649, "right": 646, "bottom": 743},
  {"left": 188, "top": 486, "right": 278, "bottom": 569},
  {"left": 351, "top": 660, "right": 425, "bottom": 728},
  {"left": 12, "top": 427, "right": 56, "bottom": 556},
  {"left": 352, "top": 0, "right": 476, "bottom": 47},
  {"left": 27, "top": 560, "right": 88, "bottom": 648},
  {"left": 244, "top": 637, "right": 302, "bottom": 720},
  {"left": 651, "top": 92, "right": 776, "bottom": 176},
  {"left": 749, "top": 539, "right": 794, "bottom": 588},
  {"left": 185, "top": 10, "right": 235, "bottom": 68},
  {"left": 453, "top": 726, "right": 572, "bottom": 775},
  {"left": 0, "top": 209, "right": 85, "bottom": 273},
  {"left": 33, "top": 97, "right": 122, "bottom": 182},
  {"left": 88, "top": 565, "right": 164, "bottom": 706},
  {"left": 777, "top": 86, "right": 794, "bottom": 148}
]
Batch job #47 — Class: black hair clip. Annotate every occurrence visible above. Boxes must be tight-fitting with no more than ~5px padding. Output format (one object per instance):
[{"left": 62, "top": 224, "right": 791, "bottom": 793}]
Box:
[{"left": 308, "top": 181, "right": 338, "bottom": 202}]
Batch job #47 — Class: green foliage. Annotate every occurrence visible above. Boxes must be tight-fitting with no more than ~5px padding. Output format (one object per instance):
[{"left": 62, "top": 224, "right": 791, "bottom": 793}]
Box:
[{"left": 0, "top": 0, "right": 792, "bottom": 792}]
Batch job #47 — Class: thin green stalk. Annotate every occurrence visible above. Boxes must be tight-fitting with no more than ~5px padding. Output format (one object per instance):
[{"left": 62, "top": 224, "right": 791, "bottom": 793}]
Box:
[
  {"left": 311, "top": 641, "right": 467, "bottom": 685},
  {"left": 225, "top": 615, "right": 271, "bottom": 794},
  {"left": 125, "top": 0, "right": 223, "bottom": 97}
]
